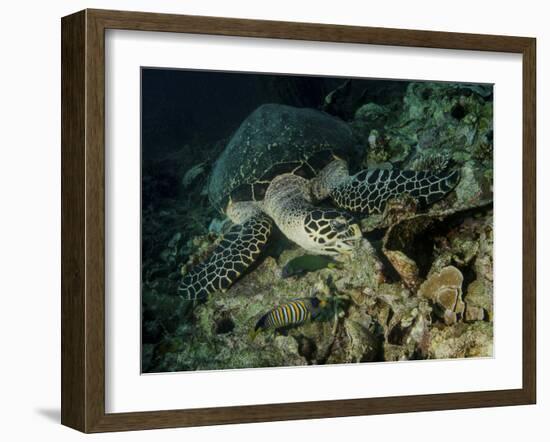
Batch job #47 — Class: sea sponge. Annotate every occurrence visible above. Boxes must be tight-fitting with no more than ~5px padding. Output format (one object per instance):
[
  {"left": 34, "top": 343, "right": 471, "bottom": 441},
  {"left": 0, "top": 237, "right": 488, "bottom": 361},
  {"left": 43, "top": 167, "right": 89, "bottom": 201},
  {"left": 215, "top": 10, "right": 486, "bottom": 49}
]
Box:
[{"left": 418, "top": 266, "right": 465, "bottom": 325}]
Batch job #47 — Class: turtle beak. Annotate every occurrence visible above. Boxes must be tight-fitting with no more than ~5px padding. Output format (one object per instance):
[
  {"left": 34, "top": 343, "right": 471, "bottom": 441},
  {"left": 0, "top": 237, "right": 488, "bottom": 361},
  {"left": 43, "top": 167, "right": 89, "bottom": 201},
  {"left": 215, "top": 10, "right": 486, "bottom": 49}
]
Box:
[
  {"left": 343, "top": 223, "right": 362, "bottom": 246},
  {"left": 350, "top": 223, "right": 362, "bottom": 239}
]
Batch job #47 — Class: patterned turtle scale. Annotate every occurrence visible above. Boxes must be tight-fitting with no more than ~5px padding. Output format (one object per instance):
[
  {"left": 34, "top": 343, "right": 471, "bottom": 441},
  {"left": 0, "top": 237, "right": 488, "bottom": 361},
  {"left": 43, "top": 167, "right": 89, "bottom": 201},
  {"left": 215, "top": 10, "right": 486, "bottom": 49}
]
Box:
[{"left": 208, "top": 104, "right": 356, "bottom": 213}]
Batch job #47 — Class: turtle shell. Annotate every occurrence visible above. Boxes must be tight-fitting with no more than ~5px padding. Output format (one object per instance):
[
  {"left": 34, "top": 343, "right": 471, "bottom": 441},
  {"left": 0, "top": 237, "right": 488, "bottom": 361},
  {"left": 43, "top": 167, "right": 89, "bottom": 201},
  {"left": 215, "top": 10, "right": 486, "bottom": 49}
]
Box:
[{"left": 208, "top": 104, "right": 356, "bottom": 212}]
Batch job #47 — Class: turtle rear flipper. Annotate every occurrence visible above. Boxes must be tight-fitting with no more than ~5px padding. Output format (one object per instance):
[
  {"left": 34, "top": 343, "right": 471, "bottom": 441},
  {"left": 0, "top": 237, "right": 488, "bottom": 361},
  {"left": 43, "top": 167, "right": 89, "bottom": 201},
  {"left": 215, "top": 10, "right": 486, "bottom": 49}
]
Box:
[
  {"left": 177, "top": 214, "right": 272, "bottom": 300},
  {"left": 330, "top": 168, "right": 460, "bottom": 215}
]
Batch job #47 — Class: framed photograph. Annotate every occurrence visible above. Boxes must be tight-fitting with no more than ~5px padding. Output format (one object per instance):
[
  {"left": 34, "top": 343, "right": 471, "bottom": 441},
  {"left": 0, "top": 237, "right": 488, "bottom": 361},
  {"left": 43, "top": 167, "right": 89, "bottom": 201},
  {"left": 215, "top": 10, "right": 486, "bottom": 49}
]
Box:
[{"left": 61, "top": 9, "right": 536, "bottom": 432}]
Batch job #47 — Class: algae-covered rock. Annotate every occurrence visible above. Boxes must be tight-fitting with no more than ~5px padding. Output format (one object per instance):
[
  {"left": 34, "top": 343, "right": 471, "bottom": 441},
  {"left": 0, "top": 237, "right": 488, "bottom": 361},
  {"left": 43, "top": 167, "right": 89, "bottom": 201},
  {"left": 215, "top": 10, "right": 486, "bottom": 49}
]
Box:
[
  {"left": 381, "top": 200, "right": 432, "bottom": 290},
  {"left": 156, "top": 239, "right": 387, "bottom": 371},
  {"left": 347, "top": 81, "right": 494, "bottom": 175},
  {"left": 370, "top": 284, "right": 433, "bottom": 360},
  {"left": 343, "top": 317, "right": 381, "bottom": 363},
  {"left": 155, "top": 177, "right": 494, "bottom": 371},
  {"left": 354, "top": 103, "right": 391, "bottom": 127},
  {"left": 429, "top": 322, "right": 493, "bottom": 359},
  {"left": 463, "top": 217, "right": 494, "bottom": 322},
  {"left": 151, "top": 203, "right": 494, "bottom": 371},
  {"left": 383, "top": 249, "right": 420, "bottom": 290},
  {"left": 454, "top": 166, "right": 492, "bottom": 208}
]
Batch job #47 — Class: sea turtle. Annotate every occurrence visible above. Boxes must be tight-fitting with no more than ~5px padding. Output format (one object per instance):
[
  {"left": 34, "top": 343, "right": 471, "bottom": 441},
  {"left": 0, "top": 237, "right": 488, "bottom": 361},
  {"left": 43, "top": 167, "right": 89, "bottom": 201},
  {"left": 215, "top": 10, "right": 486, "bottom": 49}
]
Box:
[{"left": 178, "top": 104, "right": 460, "bottom": 300}]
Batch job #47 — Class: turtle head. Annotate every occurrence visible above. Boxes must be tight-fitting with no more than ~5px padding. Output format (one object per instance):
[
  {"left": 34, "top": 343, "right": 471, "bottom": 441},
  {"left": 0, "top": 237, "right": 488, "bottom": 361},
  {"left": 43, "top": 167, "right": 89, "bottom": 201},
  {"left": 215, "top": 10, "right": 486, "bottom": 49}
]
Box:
[{"left": 303, "top": 209, "right": 362, "bottom": 255}]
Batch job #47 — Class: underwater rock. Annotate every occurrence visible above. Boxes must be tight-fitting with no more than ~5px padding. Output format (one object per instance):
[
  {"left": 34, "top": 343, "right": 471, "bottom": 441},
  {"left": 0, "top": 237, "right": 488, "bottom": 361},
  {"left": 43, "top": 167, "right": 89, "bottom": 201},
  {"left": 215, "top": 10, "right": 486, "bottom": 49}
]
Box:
[
  {"left": 323, "top": 298, "right": 383, "bottom": 364},
  {"left": 354, "top": 103, "right": 391, "bottom": 127},
  {"left": 381, "top": 203, "right": 433, "bottom": 289},
  {"left": 400, "top": 82, "right": 493, "bottom": 154},
  {"left": 429, "top": 321, "right": 493, "bottom": 359},
  {"left": 454, "top": 166, "right": 492, "bottom": 208},
  {"left": 350, "top": 81, "right": 493, "bottom": 174},
  {"left": 464, "top": 303, "right": 485, "bottom": 322},
  {"left": 325, "top": 80, "right": 407, "bottom": 122},
  {"left": 344, "top": 319, "right": 373, "bottom": 361},
  {"left": 465, "top": 277, "right": 493, "bottom": 322},
  {"left": 149, "top": 204, "right": 493, "bottom": 371},
  {"left": 172, "top": 256, "right": 329, "bottom": 370},
  {"left": 418, "top": 266, "right": 464, "bottom": 325},
  {"left": 429, "top": 210, "right": 492, "bottom": 270},
  {"left": 342, "top": 318, "right": 381, "bottom": 363},
  {"left": 332, "top": 239, "right": 386, "bottom": 291},
  {"left": 142, "top": 344, "right": 155, "bottom": 372},
  {"left": 365, "top": 131, "right": 392, "bottom": 165},
  {"left": 383, "top": 249, "right": 420, "bottom": 290},
  {"left": 372, "top": 285, "right": 433, "bottom": 360},
  {"left": 369, "top": 190, "right": 492, "bottom": 281},
  {"left": 430, "top": 211, "right": 493, "bottom": 323}
]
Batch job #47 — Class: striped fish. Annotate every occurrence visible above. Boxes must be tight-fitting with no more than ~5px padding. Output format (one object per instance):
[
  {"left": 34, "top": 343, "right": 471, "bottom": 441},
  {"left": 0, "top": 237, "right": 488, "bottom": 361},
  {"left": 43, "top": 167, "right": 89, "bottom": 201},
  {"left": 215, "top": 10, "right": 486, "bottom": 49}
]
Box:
[{"left": 253, "top": 297, "right": 326, "bottom": 337}]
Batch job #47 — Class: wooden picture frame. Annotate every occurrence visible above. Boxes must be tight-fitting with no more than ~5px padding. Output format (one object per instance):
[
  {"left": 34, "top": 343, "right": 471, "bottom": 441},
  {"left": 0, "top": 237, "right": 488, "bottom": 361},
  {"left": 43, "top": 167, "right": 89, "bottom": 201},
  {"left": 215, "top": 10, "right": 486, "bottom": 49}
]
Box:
[{"left": 61, "top": 8, "right": 536, "bottom": 433}]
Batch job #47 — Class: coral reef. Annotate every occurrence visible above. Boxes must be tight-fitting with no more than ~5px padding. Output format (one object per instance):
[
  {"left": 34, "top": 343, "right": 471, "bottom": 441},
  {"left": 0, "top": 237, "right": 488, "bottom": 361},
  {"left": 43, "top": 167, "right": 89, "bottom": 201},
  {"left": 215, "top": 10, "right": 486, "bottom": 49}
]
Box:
[
  {"left": 142, "top": 80, "right": 494, "bottom": 372},
  {"left": 144, "top": 200, "right": 493, "bottom": 372},
  {"left": 349, "top": 81, "right": 493, "bottom": 173},
  {"left": 418, "top": 266, "right": 465, "bottom": 326}
]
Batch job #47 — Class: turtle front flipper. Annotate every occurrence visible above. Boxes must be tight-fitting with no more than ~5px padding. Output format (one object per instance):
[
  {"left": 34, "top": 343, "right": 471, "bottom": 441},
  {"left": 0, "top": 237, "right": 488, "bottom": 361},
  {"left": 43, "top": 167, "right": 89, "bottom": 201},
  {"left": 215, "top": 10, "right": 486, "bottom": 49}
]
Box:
[
  {"left": 177, "top": 214, "right": 272, "bottom": 300},
  {"left": 330, "top": 168, "right": 460, "bottom": 215}
]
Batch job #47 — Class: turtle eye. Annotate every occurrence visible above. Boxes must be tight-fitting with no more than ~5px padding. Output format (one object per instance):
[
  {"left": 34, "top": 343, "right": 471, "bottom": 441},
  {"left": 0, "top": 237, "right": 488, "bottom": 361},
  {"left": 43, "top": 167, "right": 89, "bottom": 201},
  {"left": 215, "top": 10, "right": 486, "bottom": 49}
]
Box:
[{"left": 331, "top": 216, "right": 348, "bottom": 232}]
